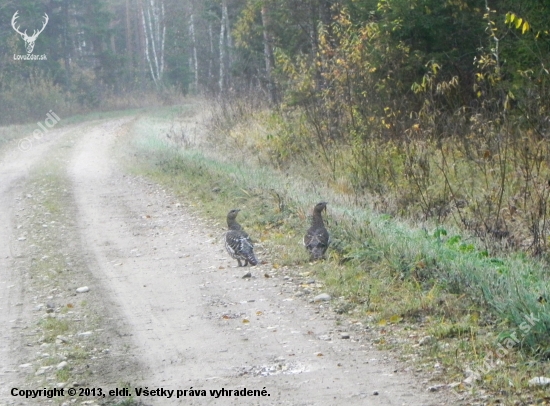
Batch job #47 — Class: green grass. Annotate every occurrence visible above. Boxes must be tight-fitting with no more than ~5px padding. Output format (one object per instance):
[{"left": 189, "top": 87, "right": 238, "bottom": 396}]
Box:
[
  {"left": 40, "top": 318, "right": 70, "bottom": 343},
  {"left": 121, "top": 107, "right": 550, "bottom": 404},
  {"left": 56, "top": 369, "right": 70, "bottom": 382}
]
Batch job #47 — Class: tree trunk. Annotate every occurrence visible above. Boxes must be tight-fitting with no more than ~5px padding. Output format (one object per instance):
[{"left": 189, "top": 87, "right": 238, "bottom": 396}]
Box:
[
  {"left": 222, "top": 0, "right": 233, "bottom": 87},
  {"left": 137, "top": 0, "right": 147, "bottom": 81},
  {"left": 125, "top": 0, "right": 133, "bottom": 82},
  {"left": 141, "top": 0, "right": 166, "bottom": 86},
  {"left": 319, "top": 0, "right": 332, "bottom": 27},
  {"left": 208, "top": 22, "right": 214, "bottom": 89},
  {"left": 219, "top": 7, "right": 226, "bottom": 94},
  {"left": 62, "top": 0, "right": 72, "bottom": 88},
  {"left": 189, "top": 13, "right": 199, "bottom": 93},
  {"left": 261, "top": 4, "right": 276, "bottom": 104}
]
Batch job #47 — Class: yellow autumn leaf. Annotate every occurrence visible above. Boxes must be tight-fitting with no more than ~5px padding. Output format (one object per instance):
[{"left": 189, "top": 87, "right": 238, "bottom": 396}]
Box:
[
  {"left": 390, "top": 315, "right": 403, "bottom": 324},
  {"left": 242, "top": 319, "right": 250, "bottom": 324},
  {"left": 378, "top": 319, "right": 387, "bottom": 326},
  {"left": 505, "top": 12, "right": 515, "bottom": 25}
]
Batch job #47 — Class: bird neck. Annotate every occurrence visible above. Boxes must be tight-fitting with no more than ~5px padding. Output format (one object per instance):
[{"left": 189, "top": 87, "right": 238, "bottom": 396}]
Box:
[
  {"left": 311, "top": 211, "right": 325, "bottom": 228},
  {"left": 228, "top": 219, "right": 242, "bottom": 231}
]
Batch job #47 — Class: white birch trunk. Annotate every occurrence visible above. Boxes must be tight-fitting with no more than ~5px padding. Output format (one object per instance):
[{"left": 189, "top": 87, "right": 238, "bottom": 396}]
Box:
[
  {"left": 141, "top": 0, "right": 165, "bottom": 86},
  {"left": 189, "top": 13, "right": 199, "bottom": 92},
  {"left": 160, "top": 2, "right": 165, "bottom": 76},
  {"left": 141, "top": 7, "right": 156, "bottom": 84},
  {"left": 219, "top": 9, "right": 226, "bottom": 94},
  {"left": 222, "top": 0, "right": 233, "bottom": 78},
  {"left": 208, "top": 22, "right": 214, "bottom": 85}
]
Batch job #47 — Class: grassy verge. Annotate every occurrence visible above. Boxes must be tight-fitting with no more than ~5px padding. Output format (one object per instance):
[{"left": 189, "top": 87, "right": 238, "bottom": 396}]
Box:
[{"left": 122, "top": 105, "right": 550, "bottom": 404}]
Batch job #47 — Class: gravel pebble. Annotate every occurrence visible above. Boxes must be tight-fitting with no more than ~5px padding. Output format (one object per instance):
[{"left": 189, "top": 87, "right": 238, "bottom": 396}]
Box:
[
  {"left": 313, "top": 293, "right": 331, "bottom": 302},
  {"left": 528, "top": 376, "right": 550, "bottom": 387},
  {"left": 418, "top": 335, "right": 434, "bottom": 346}
]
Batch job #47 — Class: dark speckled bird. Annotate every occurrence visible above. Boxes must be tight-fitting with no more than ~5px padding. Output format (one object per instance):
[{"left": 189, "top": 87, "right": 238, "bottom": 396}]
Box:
[
  {"left": 225, "top": 209, "right": 258, "bottom": 267},
  {"left": 304, "top": 202, "right": 329, "bottom": 260}
]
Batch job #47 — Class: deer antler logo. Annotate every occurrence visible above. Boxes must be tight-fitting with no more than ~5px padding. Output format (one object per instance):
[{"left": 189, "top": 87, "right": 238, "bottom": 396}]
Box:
[{"left": 11, "top": 11, "right": 49, "bottom": 54}]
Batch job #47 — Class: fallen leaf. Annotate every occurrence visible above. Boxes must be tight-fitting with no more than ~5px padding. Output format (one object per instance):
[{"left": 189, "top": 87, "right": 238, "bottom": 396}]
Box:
[{"left": 389, "top": 315, "right": 402, "bottom": 324}]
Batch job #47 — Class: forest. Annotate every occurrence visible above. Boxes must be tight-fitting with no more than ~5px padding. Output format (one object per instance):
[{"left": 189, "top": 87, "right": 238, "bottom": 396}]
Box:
[{"left": 2, "top": 0, "right": 550, "bottom": 257}]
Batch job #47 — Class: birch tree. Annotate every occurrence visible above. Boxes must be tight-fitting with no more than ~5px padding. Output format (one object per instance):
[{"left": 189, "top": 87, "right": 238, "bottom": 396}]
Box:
[
  {"left": 208, "top": 22, "right": 214, "bottom": 86},
  {"left": 141, "top": 0, "right": 166, "bottom": 86},
  {"left": 189, "top": 12, "right": 199, "bottom": 92},
  {"left": 222, "top": 0, "right": 233, "bottom": 84},
  {"left": 219, "top": 1, "right": 227, "bottom": 94}
]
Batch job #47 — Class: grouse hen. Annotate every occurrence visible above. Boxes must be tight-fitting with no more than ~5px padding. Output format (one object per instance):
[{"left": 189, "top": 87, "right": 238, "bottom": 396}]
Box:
[
  {"left": 225, "top": 209, "right": 258, "bottom": 267},
  {"left": 304, "top": 202, "right": 329, "bottom": 260}
]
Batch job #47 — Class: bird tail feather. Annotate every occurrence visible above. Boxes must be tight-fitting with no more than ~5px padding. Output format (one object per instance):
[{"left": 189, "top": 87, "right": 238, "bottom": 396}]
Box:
[{"left": 247, "top": 252, "right": 258, "bottom": 266}]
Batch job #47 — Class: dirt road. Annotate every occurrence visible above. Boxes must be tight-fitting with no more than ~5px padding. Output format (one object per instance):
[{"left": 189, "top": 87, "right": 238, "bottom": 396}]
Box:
[{"left": 0, "top": 117, "right": 449, "bottom": 405}]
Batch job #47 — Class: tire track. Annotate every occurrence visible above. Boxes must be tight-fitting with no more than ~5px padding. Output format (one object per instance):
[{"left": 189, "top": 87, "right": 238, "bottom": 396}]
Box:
[{"left": 0, "top": 125, "right": 81, "bottom": 402}]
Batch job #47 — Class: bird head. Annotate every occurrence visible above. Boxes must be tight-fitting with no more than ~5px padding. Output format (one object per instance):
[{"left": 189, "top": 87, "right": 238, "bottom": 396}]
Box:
[
  {"left": 314, "top": 202, "right": 328, "bottom": 213},
  {"left": 227, "top": 208, "right": 241, "bottom": 221}
]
